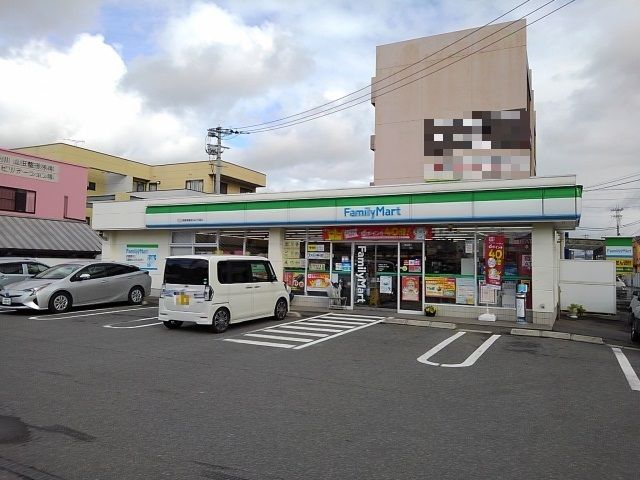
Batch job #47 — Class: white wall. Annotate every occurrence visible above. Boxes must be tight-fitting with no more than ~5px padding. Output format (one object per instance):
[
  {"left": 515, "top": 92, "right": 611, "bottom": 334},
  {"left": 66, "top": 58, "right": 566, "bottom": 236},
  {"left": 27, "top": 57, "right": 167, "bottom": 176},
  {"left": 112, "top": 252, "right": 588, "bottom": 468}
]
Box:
[
  {"left": 268, "top": 228, "right": 285, "bottom": 281},
  {"left": 531, "top": 223, "right": 558, "bottom": 325},
  {"left": 559, "top": 260, "right": 616, "bottom": 314},
  {"left": 104, "top": 172, "right": 132, "bottom": 195}
]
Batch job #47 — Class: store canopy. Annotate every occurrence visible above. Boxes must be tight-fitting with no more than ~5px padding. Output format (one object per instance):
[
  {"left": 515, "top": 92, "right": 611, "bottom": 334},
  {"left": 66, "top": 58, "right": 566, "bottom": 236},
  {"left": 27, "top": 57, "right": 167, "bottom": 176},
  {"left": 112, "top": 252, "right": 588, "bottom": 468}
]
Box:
[{"left": 0, "top": 215, "right": 102, "bottom": 255}]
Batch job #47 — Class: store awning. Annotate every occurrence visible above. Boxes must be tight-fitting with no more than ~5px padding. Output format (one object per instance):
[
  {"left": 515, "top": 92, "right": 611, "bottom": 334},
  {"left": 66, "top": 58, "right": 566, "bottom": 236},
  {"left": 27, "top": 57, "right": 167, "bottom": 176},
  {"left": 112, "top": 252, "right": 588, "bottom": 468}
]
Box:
[{"left": 0, "top": 215, "right": 102, "bottom": 254}]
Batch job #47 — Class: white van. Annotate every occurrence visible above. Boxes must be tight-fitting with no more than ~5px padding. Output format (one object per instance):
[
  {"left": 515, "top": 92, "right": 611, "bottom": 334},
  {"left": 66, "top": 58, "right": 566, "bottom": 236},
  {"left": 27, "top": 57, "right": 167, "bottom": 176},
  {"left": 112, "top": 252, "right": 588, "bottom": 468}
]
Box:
[{"left": 159, "top": 255, "right": 289, "bottom": 333}]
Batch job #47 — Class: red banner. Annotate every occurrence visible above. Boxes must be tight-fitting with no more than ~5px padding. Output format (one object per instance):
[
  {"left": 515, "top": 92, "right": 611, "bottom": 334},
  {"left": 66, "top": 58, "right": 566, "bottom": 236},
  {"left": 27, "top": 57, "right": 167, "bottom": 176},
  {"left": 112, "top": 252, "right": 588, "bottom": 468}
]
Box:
[
  {"left": 484, "top": 235, "right": 505, "bottom": 286},
  {"left": 323, "top": 226, "right": 432, "bottom": 241}
]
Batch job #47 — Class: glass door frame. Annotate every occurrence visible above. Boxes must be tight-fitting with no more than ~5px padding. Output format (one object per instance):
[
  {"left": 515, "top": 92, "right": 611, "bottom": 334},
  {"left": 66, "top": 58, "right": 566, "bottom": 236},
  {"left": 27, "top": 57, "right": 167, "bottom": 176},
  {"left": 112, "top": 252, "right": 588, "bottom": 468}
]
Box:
[{"left": 397, "top": 241, "right": 426, "bottom": 314}]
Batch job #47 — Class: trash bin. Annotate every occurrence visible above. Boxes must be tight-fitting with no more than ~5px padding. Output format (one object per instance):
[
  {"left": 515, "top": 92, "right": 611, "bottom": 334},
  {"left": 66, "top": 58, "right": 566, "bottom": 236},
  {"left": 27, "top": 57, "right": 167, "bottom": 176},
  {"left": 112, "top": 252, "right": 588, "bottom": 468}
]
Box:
[{"left": 516, "top": 283, "right": 528, "bottom": 323}]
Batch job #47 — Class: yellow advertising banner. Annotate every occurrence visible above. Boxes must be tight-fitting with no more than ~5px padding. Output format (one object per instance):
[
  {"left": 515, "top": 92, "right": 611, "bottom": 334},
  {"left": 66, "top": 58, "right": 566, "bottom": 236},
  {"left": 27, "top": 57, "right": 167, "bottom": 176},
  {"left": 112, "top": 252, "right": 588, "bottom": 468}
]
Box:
[
  {"left": 425, "top": 277, "right": 456, "bottom": 298},
  {"left": 615, "top": 258, "right": 634, "bottom": 274}
]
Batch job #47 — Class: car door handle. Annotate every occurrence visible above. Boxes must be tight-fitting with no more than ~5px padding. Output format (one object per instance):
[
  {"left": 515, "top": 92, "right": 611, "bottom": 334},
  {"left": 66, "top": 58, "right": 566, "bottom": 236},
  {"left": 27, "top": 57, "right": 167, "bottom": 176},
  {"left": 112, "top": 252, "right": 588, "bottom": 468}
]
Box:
[
  {"left": 245, "top": 286, "right": 253, "bottom": 289},
  {"left": 100, "top": 280, "right": 109, "bottom": 283}
]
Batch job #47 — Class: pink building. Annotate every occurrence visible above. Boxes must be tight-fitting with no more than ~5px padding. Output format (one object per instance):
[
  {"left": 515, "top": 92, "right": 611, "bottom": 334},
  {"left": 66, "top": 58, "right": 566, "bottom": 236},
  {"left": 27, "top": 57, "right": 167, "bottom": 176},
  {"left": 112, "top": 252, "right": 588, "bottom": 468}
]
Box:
[{"left": 0, "top": 148, "right": 87, "bottom": 221}]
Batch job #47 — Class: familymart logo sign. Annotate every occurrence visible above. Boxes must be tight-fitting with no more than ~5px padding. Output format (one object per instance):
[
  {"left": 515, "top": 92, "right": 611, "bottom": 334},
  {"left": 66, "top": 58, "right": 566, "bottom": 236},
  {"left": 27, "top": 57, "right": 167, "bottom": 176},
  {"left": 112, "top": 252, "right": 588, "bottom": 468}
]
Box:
[{"left": 343, "top": 205, "right": 403, "bottom": 221}]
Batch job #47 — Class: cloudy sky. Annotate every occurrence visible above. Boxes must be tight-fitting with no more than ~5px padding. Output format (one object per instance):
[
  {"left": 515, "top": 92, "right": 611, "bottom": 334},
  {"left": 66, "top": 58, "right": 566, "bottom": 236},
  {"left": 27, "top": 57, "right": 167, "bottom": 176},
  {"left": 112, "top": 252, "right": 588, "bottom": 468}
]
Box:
[{"left": 0, "top": 0, "right": 638, "bottom": 237}]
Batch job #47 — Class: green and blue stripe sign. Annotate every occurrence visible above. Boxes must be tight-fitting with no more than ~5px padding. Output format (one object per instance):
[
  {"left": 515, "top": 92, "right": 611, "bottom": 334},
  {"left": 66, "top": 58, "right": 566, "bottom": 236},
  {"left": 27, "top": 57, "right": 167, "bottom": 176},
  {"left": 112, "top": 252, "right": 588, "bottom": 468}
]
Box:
[{"left": 145, "top": 186, "right": 581, "bottom": 228}]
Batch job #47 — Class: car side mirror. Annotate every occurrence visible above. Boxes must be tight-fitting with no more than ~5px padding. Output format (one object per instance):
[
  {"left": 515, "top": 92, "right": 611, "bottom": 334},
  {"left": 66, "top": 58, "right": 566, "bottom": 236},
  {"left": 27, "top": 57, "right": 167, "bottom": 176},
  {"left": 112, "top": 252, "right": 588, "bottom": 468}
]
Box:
[{"left": 79, "top": 273, "right": 91, "bottom": 280}]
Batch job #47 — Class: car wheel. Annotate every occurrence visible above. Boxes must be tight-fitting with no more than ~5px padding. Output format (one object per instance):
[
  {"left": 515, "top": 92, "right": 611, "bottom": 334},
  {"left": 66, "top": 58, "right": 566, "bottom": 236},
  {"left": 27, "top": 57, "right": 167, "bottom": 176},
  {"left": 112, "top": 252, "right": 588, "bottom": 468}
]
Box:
[
  {"left": 49, "top": 292, "right": 71, "bottom": 313},
  {"left": 274, "top": 298, "right": 288, "bottom": 320},
  {"left": 163, "top": 320, "right": 183, "bottom": 329},
  {"left": 128, "top": 286, "right": 144, "bottom": 305},
  {"left": 209, "top": 308, "right": 230, "bottom": 333}
]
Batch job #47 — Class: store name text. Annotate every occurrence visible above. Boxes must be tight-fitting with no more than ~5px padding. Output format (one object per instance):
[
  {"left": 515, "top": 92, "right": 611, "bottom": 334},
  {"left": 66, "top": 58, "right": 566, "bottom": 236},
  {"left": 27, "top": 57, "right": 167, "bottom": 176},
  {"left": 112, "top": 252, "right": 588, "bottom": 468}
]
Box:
[
  {"left": 355, "top": 245, "right": 367, "bottom": 304},
  {"left": 343, "top": 206, "right": 402, "bottom": 220}
]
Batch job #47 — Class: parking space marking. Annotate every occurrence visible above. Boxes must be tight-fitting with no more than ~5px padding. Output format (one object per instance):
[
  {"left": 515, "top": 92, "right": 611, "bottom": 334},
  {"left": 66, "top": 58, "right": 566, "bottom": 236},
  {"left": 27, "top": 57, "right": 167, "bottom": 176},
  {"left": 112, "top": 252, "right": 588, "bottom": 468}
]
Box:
[
  {"left": 417, "top": 331, "right": 501, "bottom": 368},
  {"left": 103, "top": 317, "right": 161, "bottom": 329},
  {"left": 417, "top": 332, "right": 465, "bottom": 366},
  {"left": 29, "top": 305, "right": 156, "bottom": 320},
  {"left": 612, "top": 347, "right": 640, "bottom": 391},
  {"left": 223, "top": 313, "right": 384, "bottom": 349},
  {"left": 245, "top": 333, "right": 314, "bottom": 343}
]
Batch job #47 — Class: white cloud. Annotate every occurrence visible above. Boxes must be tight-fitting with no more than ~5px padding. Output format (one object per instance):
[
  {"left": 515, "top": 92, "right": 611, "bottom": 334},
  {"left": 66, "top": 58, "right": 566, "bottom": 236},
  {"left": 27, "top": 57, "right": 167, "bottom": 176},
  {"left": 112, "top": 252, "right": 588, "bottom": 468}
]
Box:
[
  {"left": 0, "top": 0, "right": 638, "bottom": 238},
  {"left": 0, "top": 34, "right": 202, "bottom": 163},
  {"left": 123, "top": 2, "right": 312, "bottom": 113}
]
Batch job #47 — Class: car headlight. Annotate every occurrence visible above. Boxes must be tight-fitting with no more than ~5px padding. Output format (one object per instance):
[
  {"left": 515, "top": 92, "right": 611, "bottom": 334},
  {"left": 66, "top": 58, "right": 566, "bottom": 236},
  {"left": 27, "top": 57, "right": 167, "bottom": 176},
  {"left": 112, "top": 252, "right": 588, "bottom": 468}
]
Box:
[{"left": 23, "top": 284, "right": 51, "bottom": 295}]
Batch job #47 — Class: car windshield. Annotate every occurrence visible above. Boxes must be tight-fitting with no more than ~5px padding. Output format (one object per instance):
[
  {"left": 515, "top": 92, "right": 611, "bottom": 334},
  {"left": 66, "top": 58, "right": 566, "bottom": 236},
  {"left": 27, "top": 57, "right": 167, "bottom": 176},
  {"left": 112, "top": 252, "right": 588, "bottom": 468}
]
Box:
[{"left": 34, "top": 264, "right": 83, "bottom": 280}]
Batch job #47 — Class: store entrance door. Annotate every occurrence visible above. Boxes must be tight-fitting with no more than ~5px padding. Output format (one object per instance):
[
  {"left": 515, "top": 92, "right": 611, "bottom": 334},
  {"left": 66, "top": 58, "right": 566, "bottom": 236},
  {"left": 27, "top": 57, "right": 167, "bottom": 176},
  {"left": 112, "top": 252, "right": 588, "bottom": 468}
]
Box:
[{"left": 353, "top": 244, "right": 398, "bottom": 309}]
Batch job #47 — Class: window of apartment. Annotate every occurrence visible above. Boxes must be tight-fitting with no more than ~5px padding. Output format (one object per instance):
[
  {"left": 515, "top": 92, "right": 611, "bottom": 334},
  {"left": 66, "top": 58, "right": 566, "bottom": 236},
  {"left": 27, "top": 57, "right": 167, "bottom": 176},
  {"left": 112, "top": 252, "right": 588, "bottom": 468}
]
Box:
[
  {"left": 0, "top": 186, "right": 36, "bottom": 214},
  {"left": 87, "top": 181, "right": 96, "bottom": 191},
  {"left": 148, "top": 182, "right": 158, "bottom": 192},
  {"left": 63, "top": 195, "right": 69, "bottom": 218},
  {"left": 240, "top": 187, "right": 253, "bottom": 194},
  {"left": 186, "top": 179, "right": 204, "bottom": 192},
  {"left": 133, "top": 180, "right": 147, "bottom": 192},
  {"left": 220, "top": 182, "right": 228, "bottom": 194}
]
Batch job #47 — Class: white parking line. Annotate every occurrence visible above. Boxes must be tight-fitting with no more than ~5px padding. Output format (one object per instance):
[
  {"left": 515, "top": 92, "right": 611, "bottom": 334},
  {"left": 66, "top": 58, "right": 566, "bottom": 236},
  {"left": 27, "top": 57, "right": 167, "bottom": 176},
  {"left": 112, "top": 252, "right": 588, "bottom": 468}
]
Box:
[
  {"left": 612, "top": 347, "right": 640, "bottom": 391},
  {"left": 441, "top": 335, "right": 501, "bottom": 368},
  {"left": 29, "top": 306, "right": 157, "bottom": 320},
  {"left": 417, "top": 332, "right": 466, "bottom": 366},
  {"left": 292, "top": 319, "right": 384, "bottom": 349},
  {"left": 283, "top": 325, "right": 344, "bottom": 333},
  {"left": 223, "top": 313, "right": 384, "bottom": 349},
  {"left": 224, "top": 339, "right": 296, "bottom": 348},
  {"left": 295, "top": 321, "right": 353, "bottom": 329},
  {"left": 261, "top": 329, "right": 328, "bottom": 338},
  {"left": 417, "top": 331, "right": 500, "bottom": 368},
  {"left": 245, "top": 333, "right": 314, "bottom": 343},
  {"left": 104, "top": 316, "right": 161, "bottom": 329}
]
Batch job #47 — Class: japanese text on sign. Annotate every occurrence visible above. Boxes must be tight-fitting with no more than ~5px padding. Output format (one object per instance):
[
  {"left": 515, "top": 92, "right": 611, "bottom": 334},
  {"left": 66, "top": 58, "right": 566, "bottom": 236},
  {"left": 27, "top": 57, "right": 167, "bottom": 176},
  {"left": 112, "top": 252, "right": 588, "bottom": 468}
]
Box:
[
  {"left": 0, "top": 153, "right": 59, "bottom": 182},
  {"left": 484, "top": 235, "right": 505, "bottom": 286}
]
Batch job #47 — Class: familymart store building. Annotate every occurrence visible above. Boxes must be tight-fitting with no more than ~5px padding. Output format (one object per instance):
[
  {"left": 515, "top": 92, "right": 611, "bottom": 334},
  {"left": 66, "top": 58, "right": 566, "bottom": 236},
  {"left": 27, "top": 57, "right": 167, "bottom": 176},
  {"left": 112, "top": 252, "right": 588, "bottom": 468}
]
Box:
[{"left": 93, "top": 176, "right": 581, "bottom": 326}]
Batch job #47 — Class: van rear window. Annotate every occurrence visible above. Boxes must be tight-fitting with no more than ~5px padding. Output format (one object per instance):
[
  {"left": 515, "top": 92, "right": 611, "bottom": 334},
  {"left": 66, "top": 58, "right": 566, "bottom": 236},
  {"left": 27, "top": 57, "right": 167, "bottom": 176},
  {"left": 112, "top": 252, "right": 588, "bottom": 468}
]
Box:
[{"left": 164, "top": 258, "right": 209, "bottom": 285}]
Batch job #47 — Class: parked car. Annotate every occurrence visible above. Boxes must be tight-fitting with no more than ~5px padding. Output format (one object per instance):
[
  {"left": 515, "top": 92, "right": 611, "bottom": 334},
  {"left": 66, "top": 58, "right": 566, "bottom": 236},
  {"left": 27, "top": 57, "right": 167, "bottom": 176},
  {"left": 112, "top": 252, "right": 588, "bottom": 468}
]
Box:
[
  {"left": 629, "top": 290, "right": 640, "bottom": 343},
  {"left": 0, "top": 258, "right": 50, "bottom": 288},
  {"left": 0, "top": 261, "right": 151, "bottom": 313},
  {"left": 159, "top": 255, "right": 289, "bottom": 333}
]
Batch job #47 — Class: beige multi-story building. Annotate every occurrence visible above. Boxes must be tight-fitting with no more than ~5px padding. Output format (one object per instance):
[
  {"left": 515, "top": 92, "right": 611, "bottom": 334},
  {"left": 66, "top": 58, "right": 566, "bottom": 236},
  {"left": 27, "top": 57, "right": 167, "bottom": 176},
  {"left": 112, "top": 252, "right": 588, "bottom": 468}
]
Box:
[
  {"left": 371, "top": 19, "right": 536, "bottom": 185},
  {"left": 13, "top": 143, "right": 266, "bottom": 224}
]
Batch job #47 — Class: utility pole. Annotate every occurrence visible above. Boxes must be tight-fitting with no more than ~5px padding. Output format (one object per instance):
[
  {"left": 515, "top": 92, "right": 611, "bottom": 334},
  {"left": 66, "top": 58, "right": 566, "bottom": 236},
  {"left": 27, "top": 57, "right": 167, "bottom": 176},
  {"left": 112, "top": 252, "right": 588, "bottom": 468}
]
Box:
[
  {"left": 611, "top": 206, "right": 623, "bottom": 236},
  {"left": 205, "top": 127, "right": 248, "bottom": 194}
]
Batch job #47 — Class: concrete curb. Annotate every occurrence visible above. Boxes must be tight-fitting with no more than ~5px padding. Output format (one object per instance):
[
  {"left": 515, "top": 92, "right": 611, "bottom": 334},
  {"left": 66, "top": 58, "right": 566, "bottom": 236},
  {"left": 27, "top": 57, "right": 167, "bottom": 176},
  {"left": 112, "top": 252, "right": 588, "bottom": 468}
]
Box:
[
  {"left": 383, "top": 318, "right": 457, "bottom": 329},
  {"left": 383, "top": 320, "right": 605, "bottom": 344},
  {"left": 511, "top": 328, "right": 603, "bottom": 344}
]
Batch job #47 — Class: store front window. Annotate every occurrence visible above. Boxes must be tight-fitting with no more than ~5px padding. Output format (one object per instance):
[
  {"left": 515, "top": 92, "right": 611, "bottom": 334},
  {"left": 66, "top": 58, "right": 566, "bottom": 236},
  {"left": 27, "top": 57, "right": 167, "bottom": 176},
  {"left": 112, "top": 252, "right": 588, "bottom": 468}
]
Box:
[
  {"left": 425, "top": 238, "right": 475, "bottom": 305},
  {"left": 169, "top": 230, "right": 269, "bottom": 257},
  {"left": 283, "top": 226, "right": 532, "bottom": 314}
]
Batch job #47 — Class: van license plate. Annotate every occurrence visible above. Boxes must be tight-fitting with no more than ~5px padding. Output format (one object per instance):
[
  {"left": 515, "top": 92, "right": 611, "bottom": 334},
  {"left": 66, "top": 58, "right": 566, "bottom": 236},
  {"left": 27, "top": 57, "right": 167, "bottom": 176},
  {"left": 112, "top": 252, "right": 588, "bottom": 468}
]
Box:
[
  {"left": 176, "top": 293, "right": 190, "bottom": 306},
  {"left": 2, "top": 298, "right": 11, "bottom": 306}
]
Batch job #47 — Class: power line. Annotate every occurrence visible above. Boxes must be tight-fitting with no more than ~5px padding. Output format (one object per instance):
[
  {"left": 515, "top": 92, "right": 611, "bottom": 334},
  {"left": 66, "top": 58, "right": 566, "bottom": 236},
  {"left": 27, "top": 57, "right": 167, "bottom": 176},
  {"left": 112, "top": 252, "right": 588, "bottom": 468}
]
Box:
[
  {"left": 234, "top": 0, "right": 533, "bottom": 130},
  {"left": 240, "top": 0, "right": 570, "bottom": 134},
  {"left": 584, "top": 178, "right": 640, "bottom": 191},
  {"left": 584, "top": 171, "right": 640, "bottom": 189}
]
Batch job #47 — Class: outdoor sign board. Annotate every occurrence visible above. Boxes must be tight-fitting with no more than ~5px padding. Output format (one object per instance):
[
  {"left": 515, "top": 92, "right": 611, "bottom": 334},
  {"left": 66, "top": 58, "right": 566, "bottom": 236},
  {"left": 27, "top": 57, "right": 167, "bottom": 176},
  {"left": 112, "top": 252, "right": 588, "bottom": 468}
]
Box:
[
  {"left": 0, "top": 152, "right": 59, "bottom": 182},
  {"left": 605, "top": 237, "right": 634, "bottom": 274},
  {"left": 484, "top": 235, "right": 505, "bottom": 286},
  {"left": 323, "top": 226, "right": 432, "bottom": 241},
  {"left": 125, "top": 244, "right": 158, "bottom": 271}
]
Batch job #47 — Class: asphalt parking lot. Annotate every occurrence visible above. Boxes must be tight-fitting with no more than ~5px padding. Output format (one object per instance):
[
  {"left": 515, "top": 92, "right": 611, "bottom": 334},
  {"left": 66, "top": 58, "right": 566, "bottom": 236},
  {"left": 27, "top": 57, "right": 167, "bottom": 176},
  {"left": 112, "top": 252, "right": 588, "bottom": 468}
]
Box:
[{"left": 1, "top": 303, "right": 639, "bottom": 480}]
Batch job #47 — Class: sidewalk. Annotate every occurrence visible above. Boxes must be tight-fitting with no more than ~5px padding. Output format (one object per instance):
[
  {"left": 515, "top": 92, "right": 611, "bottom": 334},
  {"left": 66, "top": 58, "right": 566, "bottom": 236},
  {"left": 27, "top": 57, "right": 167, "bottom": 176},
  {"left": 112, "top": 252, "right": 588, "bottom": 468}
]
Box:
[{"left": 291, "top": 305, "right": 638, "bottom": 348}]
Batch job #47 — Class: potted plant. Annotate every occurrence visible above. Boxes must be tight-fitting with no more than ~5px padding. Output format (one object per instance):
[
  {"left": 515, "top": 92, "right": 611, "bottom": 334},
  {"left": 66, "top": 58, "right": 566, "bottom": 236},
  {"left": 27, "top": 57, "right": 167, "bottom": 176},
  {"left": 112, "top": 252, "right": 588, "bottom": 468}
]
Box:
[
  {"left": 567, "top": 303, "right": 586, "bottom": 319},
  {"left": 424, "top": 305, "right": 437, "bottom": 317}
]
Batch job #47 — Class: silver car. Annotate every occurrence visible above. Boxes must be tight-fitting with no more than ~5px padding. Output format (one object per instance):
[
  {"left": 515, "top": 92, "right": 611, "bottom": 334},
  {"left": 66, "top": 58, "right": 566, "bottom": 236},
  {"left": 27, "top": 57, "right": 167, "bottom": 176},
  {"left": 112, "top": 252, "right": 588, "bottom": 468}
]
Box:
[
  {"left": 0, "top": 258, "right": 50, "bottom": 288},
  {"left": 0, "top": 261, "right": 152, "bottom": 313}
]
